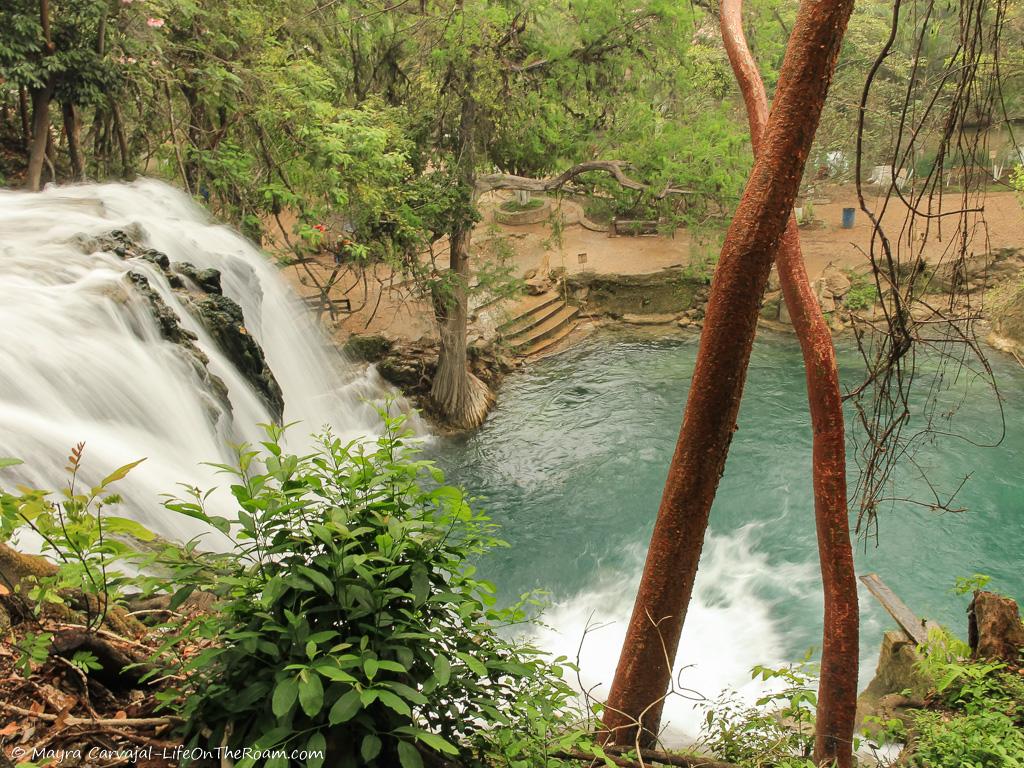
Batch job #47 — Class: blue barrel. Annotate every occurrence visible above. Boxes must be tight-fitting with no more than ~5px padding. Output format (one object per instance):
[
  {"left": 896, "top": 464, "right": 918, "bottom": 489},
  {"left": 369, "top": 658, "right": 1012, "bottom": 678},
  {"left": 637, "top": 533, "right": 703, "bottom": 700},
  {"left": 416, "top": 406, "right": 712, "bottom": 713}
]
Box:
[{"left": 841, "top": 207, "right": 856, "bottom": 229}]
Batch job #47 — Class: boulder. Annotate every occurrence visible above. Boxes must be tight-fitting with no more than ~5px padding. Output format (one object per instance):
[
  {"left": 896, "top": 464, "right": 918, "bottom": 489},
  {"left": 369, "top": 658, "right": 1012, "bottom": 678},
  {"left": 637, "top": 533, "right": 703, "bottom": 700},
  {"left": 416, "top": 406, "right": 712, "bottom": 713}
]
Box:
[
  {"left": 760, "top": 291, "right": 781, "bottom": 321},
  {"left": 174, "top": 261, "right": 223, "bottom": 295},
  {"left": 969, "top": 590, "right": 1024, "bottom": 662},
  {"left": 343, "top": 334, "right": 392, "bottom": 363},
  {"left": 820, "top": 263, "right": 852, "bottom": 298},
  {"left": 856, "top": 630, "right": 933, "bottom": 733}
]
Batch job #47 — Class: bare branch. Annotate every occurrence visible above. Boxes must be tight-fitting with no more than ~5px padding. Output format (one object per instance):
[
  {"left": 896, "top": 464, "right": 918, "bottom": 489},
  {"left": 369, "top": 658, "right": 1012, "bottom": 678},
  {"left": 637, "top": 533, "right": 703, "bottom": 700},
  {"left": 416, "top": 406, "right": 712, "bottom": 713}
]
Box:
[{"left": 475, "top": 161, "right": 695, "bottom": 198}]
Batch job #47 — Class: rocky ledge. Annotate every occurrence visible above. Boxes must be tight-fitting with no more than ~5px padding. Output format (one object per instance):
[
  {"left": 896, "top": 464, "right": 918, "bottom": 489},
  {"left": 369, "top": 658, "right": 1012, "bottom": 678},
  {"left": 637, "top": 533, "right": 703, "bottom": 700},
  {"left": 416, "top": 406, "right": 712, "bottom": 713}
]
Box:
[{"left": 82, "top": 229, "right": 285, "bottom": 423}]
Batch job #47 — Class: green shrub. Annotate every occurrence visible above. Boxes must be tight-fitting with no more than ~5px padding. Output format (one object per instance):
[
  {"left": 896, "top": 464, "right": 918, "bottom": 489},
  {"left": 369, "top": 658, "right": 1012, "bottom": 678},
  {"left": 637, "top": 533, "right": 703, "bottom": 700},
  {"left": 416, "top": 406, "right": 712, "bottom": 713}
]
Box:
[
  {"left": 698, "top": 659, "right": 819, "bottom": 767},
  {"left": 843, "top": 272, "right": 878, "bottom": 311},
  {"left": 499, "top": 197, "right": 545, "bottom": 212},
  {"left": 159, "top": 415, "right": 590, "bottom": 768}
]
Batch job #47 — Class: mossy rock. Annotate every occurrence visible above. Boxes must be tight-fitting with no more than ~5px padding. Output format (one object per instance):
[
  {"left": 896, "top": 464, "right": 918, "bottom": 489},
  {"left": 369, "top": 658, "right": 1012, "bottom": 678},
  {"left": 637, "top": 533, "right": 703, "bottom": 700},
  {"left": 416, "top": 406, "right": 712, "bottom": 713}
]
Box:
[{"left": 343, "top": 334, "right": 393, "bottom": 362}]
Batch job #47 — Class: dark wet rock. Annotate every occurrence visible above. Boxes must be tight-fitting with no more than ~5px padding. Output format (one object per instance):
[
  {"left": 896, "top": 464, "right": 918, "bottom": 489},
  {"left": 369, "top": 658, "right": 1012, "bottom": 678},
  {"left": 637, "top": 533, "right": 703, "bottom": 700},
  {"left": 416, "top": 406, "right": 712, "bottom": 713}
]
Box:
[
  {"left": 124, "top": 271, "right": 231, "bottom": 415},
  {"left": 175, "top": 261, "right": 223, "bottom": 295},
  {"left": 188, "top": 294, "right": 284, "bottom": 422},
  {"left": 93, "top": 229, "right": 171, "bottom": 270}
]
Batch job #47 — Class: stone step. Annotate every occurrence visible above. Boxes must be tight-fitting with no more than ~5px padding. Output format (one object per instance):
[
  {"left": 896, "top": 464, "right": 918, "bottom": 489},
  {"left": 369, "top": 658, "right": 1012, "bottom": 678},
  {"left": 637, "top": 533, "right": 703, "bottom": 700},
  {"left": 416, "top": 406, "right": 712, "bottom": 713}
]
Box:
[
  {"left": 507, "top": 305, "right": 580, "bottom": 351},
  {"left": 497, "top": 292, "right": 562, "bottom": 334},
  {"left": 500, "top": 297, "right": 568, "bottom": 338},
  {"left": 521, "top": 320, "right": 580, "bottom": 357}
]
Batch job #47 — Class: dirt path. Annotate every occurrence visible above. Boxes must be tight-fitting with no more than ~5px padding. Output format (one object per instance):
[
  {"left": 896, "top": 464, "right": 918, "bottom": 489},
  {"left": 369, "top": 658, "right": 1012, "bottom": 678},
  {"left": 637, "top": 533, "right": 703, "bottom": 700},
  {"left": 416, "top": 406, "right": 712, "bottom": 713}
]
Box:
[{"left": 276, "top": 184, "right": 1023, "bottom": 344}]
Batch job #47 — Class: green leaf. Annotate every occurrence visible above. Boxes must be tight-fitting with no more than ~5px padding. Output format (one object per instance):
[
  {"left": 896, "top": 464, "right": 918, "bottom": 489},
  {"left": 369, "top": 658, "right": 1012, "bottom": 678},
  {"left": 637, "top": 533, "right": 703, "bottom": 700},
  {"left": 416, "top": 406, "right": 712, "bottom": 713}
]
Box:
[
  {"left": 410, "top": 561, "right": 429, "bottom": 605},
  {"left": 100, "top": 459, "right": 146, "bottom": 487},
  {"left": 397, "top": 740, "right": 424, "bottom": 768},
  {"left": 297, "top": 565, "right": 335, "bottom": 595},
  {"left": 272, "top": 676, "right": 298, "bottom": 718},
  {"left": 361, "top": 734, "right": 382, "bottom": 762},
  {"left": 103, "top": 516, "right": 156, "bottom": 541},
  {"left": 306, "top": 733, "right": 326, "bottom": 768},
  {"left": 374, "top": 689, "right": 410, "bottom": 716},
  {"left": 413, "top": 731, "right": 458, "bottom": 756},
  {"left": 328, "top": 689, "right": 361, "bottom": 725},
  {"left": 364, "top": 657, "right": 379, "bottom": 680},
  {"left": 0, "top": 458, "right": 24, "bottom": 470},
  {"left": 433, "top": 654, "right": 451, "bottom": 686},
  {"left": 299, "top": 672, "right": 325, "bottom": 717}
]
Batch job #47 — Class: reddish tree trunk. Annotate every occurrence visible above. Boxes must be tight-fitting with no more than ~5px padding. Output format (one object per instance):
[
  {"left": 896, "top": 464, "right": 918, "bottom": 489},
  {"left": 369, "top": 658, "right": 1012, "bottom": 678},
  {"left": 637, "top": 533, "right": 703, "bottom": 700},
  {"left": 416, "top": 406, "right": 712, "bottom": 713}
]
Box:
[
  {"left": 602, "top": 0, "right": 855, "bottom": 748},
  {"left": 720, "top": 1, "right": 858, "bottom": 765}
]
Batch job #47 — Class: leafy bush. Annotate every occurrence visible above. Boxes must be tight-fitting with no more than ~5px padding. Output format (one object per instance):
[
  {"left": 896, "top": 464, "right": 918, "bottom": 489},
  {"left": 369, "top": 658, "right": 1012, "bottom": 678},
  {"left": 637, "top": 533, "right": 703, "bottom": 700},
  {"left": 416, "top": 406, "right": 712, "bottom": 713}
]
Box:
[
  {"left": 159, "top": 415, "right": 590, "bottom": 768},
  {"left": 843, "top": 272, "right": 878, "bottom": 311},
  {"left": 910, "top": 710, "right": 1024, "bottom": 767},
  {"left": 697, "top": 659, "right": 819, "bottom": 767}
]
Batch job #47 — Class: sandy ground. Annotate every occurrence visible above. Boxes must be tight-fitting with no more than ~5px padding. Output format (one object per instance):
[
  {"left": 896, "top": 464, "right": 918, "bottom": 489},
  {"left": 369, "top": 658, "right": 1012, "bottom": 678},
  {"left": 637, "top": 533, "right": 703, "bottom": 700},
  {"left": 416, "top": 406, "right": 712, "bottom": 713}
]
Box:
[{"left": 275, "top": 184, "right": 1024, "bottom": 344}]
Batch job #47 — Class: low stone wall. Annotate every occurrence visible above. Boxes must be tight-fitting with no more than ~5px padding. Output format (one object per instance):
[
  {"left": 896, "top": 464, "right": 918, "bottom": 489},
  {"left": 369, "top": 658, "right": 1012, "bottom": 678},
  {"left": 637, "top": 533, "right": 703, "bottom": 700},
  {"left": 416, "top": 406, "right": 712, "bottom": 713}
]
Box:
[
  {"left": 493, "top": 199, "right": 552, "bottom": 225},
  {"left": 566, "top": 268, "right": 708, "bottom": 319}
]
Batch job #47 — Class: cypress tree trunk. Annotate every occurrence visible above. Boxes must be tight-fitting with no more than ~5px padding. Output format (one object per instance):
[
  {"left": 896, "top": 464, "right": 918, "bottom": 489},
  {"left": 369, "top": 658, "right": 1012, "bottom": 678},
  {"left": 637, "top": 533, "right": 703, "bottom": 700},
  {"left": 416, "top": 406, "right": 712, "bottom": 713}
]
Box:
[
  {"left": 430, "top": 227, "right": 494, "bottom": 429},
  {"left": 720, "top": 1, "right": 858, "bottom": 764},
  {"left": 25, "top": 78, "right": 55, "bottom": 192},
  {"left": 602, "top": 0, "right": 856, "bottom": 747},
  {"left": 429, "top": 74, "right": 494, "bottom": 430}
]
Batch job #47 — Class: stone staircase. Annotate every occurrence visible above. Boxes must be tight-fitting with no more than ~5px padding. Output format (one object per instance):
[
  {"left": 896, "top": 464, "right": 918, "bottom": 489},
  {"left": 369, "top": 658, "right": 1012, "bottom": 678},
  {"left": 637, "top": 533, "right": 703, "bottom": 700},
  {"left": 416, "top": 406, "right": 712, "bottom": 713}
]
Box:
[{"left": 498, "top": 292, "right": 581, "bottom": 357}]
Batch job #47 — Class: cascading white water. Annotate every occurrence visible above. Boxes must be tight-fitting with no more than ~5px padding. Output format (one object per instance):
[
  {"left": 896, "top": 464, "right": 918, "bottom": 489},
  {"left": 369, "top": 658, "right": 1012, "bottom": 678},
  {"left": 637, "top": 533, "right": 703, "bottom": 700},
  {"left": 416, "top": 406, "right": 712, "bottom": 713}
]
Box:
[{"left": 0, "top": 179, "right": 398, "bottom": 540}]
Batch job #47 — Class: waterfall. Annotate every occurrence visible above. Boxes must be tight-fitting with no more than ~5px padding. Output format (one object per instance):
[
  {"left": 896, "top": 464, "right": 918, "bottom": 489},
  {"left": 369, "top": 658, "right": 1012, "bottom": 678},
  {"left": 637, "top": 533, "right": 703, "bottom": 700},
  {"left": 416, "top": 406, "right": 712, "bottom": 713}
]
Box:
[{"left": 0, "top": 179, "right": 397, "bottom": 540}]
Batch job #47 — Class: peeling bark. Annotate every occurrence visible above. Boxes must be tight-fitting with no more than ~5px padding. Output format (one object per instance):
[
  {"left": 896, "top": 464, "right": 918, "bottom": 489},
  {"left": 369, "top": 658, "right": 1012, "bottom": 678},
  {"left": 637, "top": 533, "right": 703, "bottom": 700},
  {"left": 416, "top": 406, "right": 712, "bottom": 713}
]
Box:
[
  {"left": 603, "top": 0, "right": 856, "bottom": 747},
  {"left": 719, "top": 1, "right": 858, "bottom": 764}
]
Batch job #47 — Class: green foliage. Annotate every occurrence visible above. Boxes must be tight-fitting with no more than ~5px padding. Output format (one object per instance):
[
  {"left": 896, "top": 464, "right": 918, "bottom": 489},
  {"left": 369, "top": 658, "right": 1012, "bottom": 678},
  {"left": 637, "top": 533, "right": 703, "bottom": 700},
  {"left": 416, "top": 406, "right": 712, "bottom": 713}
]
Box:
[
  {"left": 698, "top": 658, "right": 819, "bottom": 767},
  {"left": 843, "top": 271, "right": 878, "bottom": 311},
  {"left": 910, "top": 710, "right": 1024, "bottom": 767},
  {"left": 155, "top": 415, "right": 593, "bottom": 767},
  {"left": 0, "top": 445, "right": 150, "bottom": 631},
  {"left": 953, "top": 573, "right": 993, "bottom": 596}
]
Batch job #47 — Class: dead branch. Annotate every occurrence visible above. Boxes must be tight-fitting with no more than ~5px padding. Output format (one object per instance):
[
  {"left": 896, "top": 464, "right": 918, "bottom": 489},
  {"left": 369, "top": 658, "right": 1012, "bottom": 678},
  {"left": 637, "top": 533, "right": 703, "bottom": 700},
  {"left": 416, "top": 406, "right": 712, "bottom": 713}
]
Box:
[{"left": 0, "top": 702, "right": 179, "bottom": 729}]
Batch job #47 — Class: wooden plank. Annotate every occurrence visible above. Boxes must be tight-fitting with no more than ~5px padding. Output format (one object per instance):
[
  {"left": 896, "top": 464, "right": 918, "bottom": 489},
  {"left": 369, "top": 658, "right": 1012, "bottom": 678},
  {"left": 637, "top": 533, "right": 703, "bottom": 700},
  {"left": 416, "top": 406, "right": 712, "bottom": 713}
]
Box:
[{"left": 860, "top": 572, "right": 930, "bottom": 646}]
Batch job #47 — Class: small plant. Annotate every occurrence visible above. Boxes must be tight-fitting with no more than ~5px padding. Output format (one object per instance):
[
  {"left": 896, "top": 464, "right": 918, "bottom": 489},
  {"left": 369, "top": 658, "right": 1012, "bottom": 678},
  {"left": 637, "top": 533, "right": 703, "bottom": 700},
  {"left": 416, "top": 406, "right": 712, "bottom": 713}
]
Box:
[
  {"left": 952, "top": 573, "right": 991, "bottom": 595},
  {"left": 0, "top": 447, "right": 153, "bottom": 632},
  {"left": 698, "top": 658, "right": 820, "bottom": 766},
  {"left": 499, "top": 197, "right": 545, "bottom": 213},
  {"left": 843, "top": 271, "right": 877, "bottom": 311}
]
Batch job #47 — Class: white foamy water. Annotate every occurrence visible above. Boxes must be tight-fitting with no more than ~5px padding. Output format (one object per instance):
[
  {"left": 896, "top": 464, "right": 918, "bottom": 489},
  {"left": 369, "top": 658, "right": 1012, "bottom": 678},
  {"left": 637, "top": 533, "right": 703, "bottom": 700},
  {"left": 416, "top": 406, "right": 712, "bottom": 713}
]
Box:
[
  {"left": 0, "top": 179, "right": 397, "bottom": 540},
  {"left": 530, "top": 526, "right": 820, "bottom": 744}
]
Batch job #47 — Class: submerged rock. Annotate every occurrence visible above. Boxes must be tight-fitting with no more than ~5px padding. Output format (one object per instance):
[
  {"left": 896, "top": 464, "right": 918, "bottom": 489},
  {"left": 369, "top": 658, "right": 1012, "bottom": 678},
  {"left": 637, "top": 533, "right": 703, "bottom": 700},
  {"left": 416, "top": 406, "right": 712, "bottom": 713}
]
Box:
[{"left": 124, "top": 272, "right": 231, "bottom": 416}]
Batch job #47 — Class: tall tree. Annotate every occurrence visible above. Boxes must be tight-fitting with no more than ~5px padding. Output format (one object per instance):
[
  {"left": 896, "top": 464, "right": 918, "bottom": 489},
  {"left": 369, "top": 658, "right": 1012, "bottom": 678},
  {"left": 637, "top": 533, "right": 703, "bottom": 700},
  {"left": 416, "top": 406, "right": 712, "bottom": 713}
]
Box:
[
  {"left": 718, "top": 0, "right": 857, "bottom": 764},
  {"left": 601, "top": 0, "right": 856, "bottom": 753}
]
